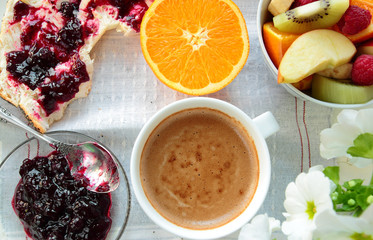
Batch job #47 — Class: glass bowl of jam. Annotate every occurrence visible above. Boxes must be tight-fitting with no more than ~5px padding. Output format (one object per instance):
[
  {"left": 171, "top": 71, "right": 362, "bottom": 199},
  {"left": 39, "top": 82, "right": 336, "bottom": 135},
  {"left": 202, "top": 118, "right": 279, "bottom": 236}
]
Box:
[{"left": 0, "top": 131, "right": 130, "bottom": 240}]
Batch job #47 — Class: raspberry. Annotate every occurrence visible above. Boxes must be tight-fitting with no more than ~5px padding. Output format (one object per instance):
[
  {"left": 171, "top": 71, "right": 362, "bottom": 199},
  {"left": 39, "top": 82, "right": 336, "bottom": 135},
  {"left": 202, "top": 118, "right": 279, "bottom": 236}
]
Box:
[
  {"left": 337, "top": 5, "right": 372, "bottom": 35},
  {"left": 351, "top": 54, "right": 373, "bottom": 86},
  {"left": 291, "top": 0, "right": 317, "bottom": 9}
]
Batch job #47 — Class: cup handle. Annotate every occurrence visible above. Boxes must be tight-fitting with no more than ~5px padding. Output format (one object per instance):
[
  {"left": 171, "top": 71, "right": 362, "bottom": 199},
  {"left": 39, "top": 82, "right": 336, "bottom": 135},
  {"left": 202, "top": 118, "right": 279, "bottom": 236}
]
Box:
[{"left": 252, "top": 111, "right": 280, "bottom": 139}]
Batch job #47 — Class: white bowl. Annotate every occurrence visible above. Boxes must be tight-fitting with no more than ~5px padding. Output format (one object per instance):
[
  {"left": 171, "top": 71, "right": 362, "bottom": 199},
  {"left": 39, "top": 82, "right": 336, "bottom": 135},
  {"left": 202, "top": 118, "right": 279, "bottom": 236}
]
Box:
[{"left": 256, "top": 0, "right": 373, "bottom": 108}]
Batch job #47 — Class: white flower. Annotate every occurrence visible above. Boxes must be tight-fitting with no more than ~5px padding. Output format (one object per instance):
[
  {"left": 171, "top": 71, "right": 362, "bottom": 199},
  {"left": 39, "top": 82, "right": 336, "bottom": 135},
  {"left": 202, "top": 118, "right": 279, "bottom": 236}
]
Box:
[
  {"left": 309, "top": 165, "right": 337, "bottom": 192},
  {"left": 314, "top": 204, "right": 373, "bottom": 240},
  {"left": 320, "top": 109, "right": 373, "bottom": 167},
  {"left": 238, "top": 214, "right": 280, "bottom": 240},
  {"left": 282, "top": 170, "right": 333, "bottom": 240}
]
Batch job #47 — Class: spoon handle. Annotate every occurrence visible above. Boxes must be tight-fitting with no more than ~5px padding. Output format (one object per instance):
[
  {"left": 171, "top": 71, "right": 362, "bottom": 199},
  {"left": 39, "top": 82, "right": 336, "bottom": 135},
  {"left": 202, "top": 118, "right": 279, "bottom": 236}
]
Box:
[{"left": 0, "top": 106, "right": 57, "bottom": 145}]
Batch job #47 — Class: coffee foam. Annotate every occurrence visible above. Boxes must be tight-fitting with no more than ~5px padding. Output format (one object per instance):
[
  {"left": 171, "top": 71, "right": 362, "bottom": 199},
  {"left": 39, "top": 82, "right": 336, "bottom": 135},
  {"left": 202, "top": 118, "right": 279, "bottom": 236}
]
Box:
[{"left": 140, "top": 108, "right": 259, "bottom": 230}]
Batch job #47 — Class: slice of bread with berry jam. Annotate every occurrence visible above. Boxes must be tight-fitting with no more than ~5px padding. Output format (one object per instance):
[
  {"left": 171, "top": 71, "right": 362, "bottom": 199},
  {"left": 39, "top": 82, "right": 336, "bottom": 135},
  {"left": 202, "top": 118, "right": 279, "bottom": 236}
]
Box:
[{"left": 0, "top": 0, "right": 149, "bottom": 132}]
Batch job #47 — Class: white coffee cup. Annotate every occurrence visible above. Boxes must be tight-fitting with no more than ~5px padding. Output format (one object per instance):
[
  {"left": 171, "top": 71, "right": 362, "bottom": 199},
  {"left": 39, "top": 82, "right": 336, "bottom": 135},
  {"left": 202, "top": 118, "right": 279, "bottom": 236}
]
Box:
[{"left": 130, "top": 97, "right": 279, "bottom": 239}]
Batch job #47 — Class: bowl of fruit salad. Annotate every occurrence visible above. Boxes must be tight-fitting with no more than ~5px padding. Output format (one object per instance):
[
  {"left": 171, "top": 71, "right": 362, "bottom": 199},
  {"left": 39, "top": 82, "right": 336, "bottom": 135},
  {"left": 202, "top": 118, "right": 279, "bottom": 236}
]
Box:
[
  {"left": 257, "top": 0, "right": 373, "bottom": 108},
  {"left": 0, "top": 131, "right": 130, "bottom": 240}
]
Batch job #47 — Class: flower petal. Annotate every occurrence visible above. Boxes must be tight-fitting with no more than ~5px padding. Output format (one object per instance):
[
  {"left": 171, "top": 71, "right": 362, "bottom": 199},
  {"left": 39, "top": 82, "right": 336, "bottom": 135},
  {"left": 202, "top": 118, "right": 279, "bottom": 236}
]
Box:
[
  {"left": 238, "top": 214, "right": 272, "bottom": 240},
  {"left": 321, "top": 125, "right": 361, "bottom": 149},
  {"left": 337, "top": 109, "right": 358, "bottom": 125},
  {"left": 308, "top": 165, "right": 324, "bottom": 172},
  {"left": 295, "top": 172, "right": 331, "bottom": 204},
  {"left": 320, "top": 144, "right": 349, "bottom": 160},
  {"left": 284, "top": 182, "right": 307, "bottom": 214},
  {"left": 314, "top": 208, "right": 373, "bottom": 238},
  {"left": 360, "top": 204, "right": 373, "bottom": 227},
  {"left": 314, "top": 209, "right": 352, "bottom": 240},
  {"left": 320, "top": 109, "right": 373, "bottom": 163},
  {"left": 355, "top": 109, "right": 373, "bottom": 133},
  {"left": 320, "top": 124, "right": 362, "bottom": 159},
  {"left": 282, "top": 217, "right": 314, "bottom": 240},
  {"left": 268, "top": 217, "right": 281, "bottom": 233}
]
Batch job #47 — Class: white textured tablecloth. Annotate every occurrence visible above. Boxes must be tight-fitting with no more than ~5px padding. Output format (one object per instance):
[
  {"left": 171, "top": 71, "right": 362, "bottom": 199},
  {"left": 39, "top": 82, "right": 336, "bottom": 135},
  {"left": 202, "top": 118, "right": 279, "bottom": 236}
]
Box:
[{"left": 0, "top": 0, "right": 351, "bottom": 239}]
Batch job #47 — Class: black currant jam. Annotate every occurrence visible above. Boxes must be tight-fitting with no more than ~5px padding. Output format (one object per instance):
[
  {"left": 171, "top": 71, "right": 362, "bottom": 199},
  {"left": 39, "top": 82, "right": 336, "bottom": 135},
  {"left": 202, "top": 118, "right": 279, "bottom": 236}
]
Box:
[
  {"left": 12, "top": 152, "right": 112, "bottom": 240},
  {"left": 84, "top": 0, "right": 148, "bottom": 32},
  {"left": 7, "top": 1, "right": 89, "bottom": 116},
  {"left": 12, "top": 1, "right": 31, "bottom": 23}
]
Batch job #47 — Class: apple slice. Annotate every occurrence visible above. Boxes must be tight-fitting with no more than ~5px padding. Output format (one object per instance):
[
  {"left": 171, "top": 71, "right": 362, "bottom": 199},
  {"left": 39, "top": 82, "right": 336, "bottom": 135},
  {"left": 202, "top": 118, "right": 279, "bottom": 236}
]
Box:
[
  {"left": 291, "top": 76, "right": 313, "bottom": 91},
  {"left": 268, "top": 0, "right": 294, "bottom": 16},
  {"left": 317, "top": 63, "right": 352, "bottom": 79},
  {"left": 278, "top": 29, "right": 356, "bottom": 83}
]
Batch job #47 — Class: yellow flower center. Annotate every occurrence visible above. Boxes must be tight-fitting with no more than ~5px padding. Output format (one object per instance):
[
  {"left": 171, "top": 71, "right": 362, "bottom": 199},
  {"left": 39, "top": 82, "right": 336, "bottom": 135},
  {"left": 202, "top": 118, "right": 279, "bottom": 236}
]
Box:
[
  {"left": 306, "top": 201, "right": 316, "bottom": 219},
  {"left": 350, "top": 232, "right": 373, "bottom": 240}
]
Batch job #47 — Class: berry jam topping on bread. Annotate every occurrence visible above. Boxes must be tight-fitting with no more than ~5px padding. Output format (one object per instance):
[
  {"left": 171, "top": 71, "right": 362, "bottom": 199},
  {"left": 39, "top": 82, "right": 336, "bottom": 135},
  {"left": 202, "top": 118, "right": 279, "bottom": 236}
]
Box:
[
  {"left": 6, "top": 1, "right": 89, "bottom": 116},
  {"left": 0, "top": 0, "right": 149, "bottom": 132},
  {"left": 12, "top": 1, "right": 31, "bottom": 23},
  {"left": 84, "top": 0, "right": 148, "bottom": 32},
  {"left": 13, "top": 152, "right": 112, "bottom": 240}
]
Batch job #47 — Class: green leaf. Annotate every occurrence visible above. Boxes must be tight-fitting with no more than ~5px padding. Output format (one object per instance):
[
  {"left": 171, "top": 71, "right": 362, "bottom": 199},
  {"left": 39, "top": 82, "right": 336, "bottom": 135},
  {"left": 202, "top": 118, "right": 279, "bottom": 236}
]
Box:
[
  {"left": 347, "top": 133, "right": 373, "bottom": 159},
  {"left": 323, "top": 166, "right": 340, "bottom": 185},
  {"left": 327, "top": 162, "right": 373, "bottom": 216},
  {"left": 356, "top": 194, "right": 369, "bottom": 211},
  {"left": 343, "top": 179, "right": 363, "bottom": 190},
  {"left": 333, "top": 180, "right": 373, "bottom": 216}
]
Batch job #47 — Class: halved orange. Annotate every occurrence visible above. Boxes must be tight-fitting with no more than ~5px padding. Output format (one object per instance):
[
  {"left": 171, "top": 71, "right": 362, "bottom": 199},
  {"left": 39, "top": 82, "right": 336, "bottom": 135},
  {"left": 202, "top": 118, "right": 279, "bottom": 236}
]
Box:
[{"left": 140, "top": 0, "right": 250, "bottom": 95}]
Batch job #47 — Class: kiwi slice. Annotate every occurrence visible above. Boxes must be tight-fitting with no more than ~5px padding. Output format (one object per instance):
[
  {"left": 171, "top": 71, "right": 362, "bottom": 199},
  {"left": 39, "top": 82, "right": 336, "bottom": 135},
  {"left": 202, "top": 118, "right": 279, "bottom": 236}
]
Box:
[
  {"left": 273, "top": 0, "right": 349, "bottom": 34},
  {"left": 311, "top": 74, "right": 373, "bottom": 104}
]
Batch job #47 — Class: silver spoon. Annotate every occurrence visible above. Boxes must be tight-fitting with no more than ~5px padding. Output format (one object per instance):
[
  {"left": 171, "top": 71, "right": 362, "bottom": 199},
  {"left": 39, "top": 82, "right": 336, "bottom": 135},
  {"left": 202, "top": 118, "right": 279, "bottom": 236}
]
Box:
[{"left": 0, "top": 106, "right": 119, "bottom": 193}]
